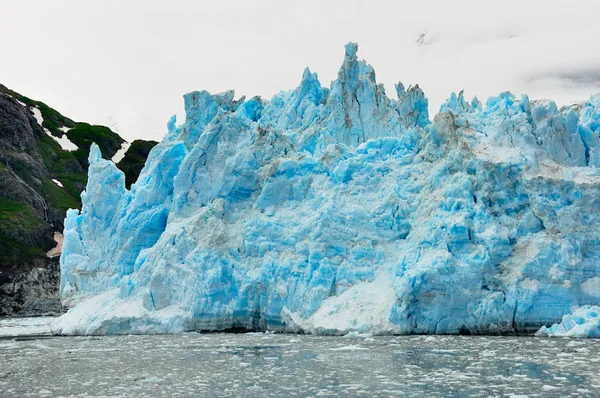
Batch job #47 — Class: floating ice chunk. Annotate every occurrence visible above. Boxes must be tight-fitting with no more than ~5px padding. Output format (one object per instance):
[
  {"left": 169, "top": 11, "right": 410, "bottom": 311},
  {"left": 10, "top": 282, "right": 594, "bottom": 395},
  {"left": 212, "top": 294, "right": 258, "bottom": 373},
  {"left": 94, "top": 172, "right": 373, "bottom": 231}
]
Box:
[
  {"left": 329, "top": 345, "right": 369, "bottom": 351},
  {"left": 536, "top": 306, "right": 600, "bottom": 338},
  {"left": 53, "top": 290, "right": 189, "bottom": 335},
  {"left": 343, "top": 331, "right": 373, "bottom": 339},
  {"left": 0, "top": 317, "right": 55, "bottom": 337}
]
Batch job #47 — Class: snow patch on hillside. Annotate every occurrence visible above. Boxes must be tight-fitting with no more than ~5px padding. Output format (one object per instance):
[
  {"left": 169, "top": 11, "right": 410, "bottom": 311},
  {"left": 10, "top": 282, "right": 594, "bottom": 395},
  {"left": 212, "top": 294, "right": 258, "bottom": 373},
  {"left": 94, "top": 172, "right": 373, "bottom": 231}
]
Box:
[
  {"left": 30, "top": 107, "right": 44, "bottom": 126},
  {"left": 112, "top": 141, "right": 131, "bottom": 164},
  {"left": 29, "top": 105, "right": 79, "bottom": 152},
  {"left": 53, "top": 133, "right": 79, "bottom": 151}
]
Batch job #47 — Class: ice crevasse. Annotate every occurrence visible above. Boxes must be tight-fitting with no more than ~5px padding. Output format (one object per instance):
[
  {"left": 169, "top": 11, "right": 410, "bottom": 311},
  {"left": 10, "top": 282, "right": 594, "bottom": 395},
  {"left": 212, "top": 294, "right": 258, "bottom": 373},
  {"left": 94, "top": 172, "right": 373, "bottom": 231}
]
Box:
[{"left": 55, "top": 43, "right": 600, "bottom": 336}]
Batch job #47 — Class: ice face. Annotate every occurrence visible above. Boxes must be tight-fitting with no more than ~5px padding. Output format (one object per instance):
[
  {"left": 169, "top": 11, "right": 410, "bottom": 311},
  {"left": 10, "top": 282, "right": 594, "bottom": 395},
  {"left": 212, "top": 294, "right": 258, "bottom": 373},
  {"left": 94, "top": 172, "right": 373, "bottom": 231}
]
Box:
[{"left": 56, "top": 43, "right": 600, "bottom": 336}]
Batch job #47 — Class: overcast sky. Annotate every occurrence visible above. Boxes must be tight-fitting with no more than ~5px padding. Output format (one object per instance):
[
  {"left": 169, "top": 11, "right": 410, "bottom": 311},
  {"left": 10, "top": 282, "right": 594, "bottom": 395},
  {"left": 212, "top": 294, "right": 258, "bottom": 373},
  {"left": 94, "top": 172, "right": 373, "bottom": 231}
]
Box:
[{"left": 3, "top": 0, "right": 600, "bottom": 141}]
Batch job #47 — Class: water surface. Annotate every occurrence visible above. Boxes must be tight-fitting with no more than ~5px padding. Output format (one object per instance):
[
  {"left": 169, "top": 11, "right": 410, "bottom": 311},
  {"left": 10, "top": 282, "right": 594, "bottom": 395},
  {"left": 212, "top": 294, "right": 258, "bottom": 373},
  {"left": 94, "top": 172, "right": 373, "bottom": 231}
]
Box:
[{"left": 0, "top": 318, "right": 598, "bottom": 397}]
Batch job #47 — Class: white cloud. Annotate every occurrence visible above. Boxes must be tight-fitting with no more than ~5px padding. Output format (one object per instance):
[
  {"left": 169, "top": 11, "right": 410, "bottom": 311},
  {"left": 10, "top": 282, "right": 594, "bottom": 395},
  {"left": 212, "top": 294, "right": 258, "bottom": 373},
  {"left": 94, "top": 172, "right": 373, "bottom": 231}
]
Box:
[{"left": 1, "top": 0, "right": 599, "bottom": 141}]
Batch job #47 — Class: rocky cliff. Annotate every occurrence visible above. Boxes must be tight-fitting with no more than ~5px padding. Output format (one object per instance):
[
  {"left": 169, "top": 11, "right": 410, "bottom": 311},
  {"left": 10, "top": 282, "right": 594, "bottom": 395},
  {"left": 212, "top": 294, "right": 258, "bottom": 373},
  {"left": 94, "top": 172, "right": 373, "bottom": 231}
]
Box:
[{"left": 0, "top": 84, "right": 156, "bottom": 315}]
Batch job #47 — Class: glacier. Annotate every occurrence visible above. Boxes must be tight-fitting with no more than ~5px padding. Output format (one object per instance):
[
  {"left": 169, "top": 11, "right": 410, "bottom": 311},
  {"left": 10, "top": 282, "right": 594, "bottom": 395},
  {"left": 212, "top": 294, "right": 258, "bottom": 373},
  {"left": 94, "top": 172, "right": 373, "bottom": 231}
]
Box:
[{"left": 55, "top": 43, "right": 600, "bottom": 336}]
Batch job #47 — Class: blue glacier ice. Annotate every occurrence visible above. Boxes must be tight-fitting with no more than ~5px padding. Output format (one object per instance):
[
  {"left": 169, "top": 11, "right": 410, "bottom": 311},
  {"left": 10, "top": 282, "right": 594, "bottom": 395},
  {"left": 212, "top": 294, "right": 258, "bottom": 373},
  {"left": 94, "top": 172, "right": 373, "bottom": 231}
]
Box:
[
  {"left": 55, "top": 43, "right": 600, "bottom": 336},
  {"left": 536, "top": 305, "right": 600, "bottom": 338}
]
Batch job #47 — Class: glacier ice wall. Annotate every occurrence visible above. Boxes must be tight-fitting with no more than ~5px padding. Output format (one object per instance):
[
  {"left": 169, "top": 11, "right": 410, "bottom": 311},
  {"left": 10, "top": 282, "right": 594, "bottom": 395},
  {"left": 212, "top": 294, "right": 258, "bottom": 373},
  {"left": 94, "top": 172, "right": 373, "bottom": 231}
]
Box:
[{"left": 56, "top": 43, "right": 600, "bottom": 335}]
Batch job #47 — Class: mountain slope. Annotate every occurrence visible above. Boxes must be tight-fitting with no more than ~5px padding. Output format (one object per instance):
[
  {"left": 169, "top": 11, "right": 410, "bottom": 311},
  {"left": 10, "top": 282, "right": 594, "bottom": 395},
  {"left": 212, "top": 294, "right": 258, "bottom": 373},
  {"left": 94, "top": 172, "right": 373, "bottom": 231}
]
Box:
[{"left": 0, "top": 84, "right": 157, "bottom": 315}]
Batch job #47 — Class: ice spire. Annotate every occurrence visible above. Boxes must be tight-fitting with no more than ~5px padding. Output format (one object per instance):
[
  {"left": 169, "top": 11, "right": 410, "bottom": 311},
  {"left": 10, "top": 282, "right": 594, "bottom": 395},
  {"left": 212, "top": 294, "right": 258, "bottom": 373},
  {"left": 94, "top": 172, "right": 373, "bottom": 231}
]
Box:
[
  {"left": 395, "top": 82, "right": 430, "bottom": 128},
  {"left": 320, "top": 42, "right": 403, "bottom": 148},
  {"left": 88, "top": 142, "right": 102, "bottom": 164}
]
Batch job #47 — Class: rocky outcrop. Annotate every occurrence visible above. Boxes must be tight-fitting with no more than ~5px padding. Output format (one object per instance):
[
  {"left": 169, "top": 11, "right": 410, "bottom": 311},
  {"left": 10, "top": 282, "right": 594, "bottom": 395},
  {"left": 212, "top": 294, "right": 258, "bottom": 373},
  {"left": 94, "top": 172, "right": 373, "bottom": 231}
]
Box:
[{"left": 0, "top": 257, "right": 60, "bottom": 315}]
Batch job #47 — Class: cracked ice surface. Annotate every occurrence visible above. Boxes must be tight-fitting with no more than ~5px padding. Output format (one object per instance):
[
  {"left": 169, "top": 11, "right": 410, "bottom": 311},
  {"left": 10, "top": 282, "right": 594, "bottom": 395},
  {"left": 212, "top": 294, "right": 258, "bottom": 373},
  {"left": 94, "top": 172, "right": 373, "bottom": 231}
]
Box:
[{"left": 56, "top": 43, "right": 600, "bottom": 336}]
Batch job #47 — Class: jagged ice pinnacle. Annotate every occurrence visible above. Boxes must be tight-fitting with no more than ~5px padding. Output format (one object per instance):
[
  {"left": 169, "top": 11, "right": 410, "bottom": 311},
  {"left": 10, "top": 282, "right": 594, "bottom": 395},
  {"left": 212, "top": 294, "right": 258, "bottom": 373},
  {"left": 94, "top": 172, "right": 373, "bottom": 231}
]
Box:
[{"left": 56, "top": 43, "right": 600, "bottom": 337}]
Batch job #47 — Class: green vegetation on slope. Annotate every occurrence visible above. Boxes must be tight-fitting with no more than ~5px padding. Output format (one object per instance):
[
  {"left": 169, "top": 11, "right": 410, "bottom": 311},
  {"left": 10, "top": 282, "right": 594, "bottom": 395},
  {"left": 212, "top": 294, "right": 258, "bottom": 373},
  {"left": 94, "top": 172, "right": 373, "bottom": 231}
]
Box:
[
  {"left": 0, "top": 198, "right": 46, "bottom": 267},
  {"left": 42, "top": 178, "right": 80, "bottom": 211},
  {"left": 35, "top": 134, "right": 85, "bottom": 207},
  {"left": 36, "top": 134, "right": 81, "bottom": 174},
  {"left": 0, "top": 234, "right": 47, "bottom": 268},
  {"left": 67, "top": 123, "right": 123, "bottom": 168},
  {"left": 6, "top": 90, "right": 76, "bottom": 136},
  {"left": 0, "top": 197, "right": 39, "bottom": 231},
  {"left": 5, "top": 87, "right": 123, "bottom": 208},
  {"left": 7, "top": 87, "right": 123, "bottom": 170}
]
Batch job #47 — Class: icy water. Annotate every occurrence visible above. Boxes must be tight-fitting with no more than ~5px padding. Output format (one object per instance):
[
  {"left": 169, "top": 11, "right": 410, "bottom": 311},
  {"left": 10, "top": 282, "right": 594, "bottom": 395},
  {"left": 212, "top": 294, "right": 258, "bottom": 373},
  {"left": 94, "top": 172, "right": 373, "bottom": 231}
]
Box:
[{"left": 1, "top": 319, "right": 600, "bottom": 397}]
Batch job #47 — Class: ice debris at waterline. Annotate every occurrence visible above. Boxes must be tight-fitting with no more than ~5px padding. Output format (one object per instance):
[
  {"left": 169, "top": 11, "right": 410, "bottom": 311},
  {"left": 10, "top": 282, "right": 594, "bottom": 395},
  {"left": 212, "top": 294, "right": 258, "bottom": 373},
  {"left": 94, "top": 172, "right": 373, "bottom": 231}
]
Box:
[
  {"left": 56, "top": 43, "right": 600, "bottom": 336},
  {"left": 536, "top": 306, "right": 600, "bottom": 338}
]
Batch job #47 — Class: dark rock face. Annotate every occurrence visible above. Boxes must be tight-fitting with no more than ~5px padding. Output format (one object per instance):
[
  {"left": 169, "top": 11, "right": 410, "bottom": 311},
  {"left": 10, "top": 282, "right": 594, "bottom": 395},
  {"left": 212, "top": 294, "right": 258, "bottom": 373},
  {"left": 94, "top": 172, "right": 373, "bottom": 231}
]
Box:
[
  {"left": 0, "top": 89, "right": 64, "bottom": 315},
  {"left": 0, "top": 84, "right": 156, "bottom": 316},
  {"left": 118, "top": 139, "right": 159, "bottom": 188},
  {"left": 0, "top": 257, "right": 60, "bottom": 315}
]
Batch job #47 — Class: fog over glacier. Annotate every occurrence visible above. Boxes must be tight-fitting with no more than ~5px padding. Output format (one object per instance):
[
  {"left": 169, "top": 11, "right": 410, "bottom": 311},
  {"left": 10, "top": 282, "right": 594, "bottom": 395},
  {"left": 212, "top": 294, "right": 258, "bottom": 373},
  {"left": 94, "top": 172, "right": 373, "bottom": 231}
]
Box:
[{"left": 2, "top": 0, "right": 600, "bottom": 141}]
